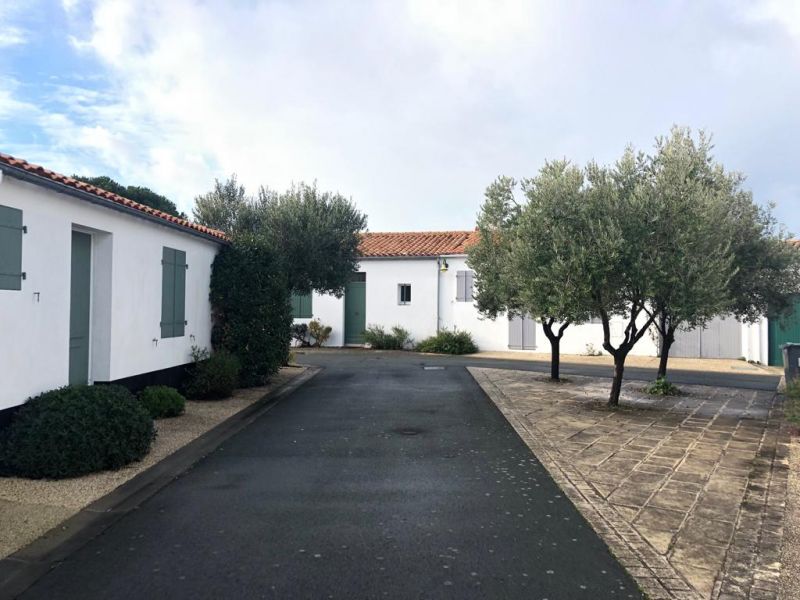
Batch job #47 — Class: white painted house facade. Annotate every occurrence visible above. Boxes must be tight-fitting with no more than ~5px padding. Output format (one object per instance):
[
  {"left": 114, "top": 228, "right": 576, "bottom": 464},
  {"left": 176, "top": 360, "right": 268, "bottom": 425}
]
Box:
[
  {"left": 294, "top": 231, "right": 770, "bottom": 363},
  {"left": 0, "top": 153, "right": 226, "bottom": 416}
]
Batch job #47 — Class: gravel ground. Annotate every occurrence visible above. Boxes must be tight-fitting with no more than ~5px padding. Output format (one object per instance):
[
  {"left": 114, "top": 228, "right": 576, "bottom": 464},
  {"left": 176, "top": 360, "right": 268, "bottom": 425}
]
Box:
[
  {"left": 0, "top": 366, "right": 305, "bottom": 559},
  {"left": 780, "top": 435, "right": 800, "bottom": 600}
]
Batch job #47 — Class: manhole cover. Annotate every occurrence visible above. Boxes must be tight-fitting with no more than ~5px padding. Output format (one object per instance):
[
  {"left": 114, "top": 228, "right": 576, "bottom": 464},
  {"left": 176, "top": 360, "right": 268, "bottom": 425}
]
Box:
[{"left": 392, "top": 428, "right": 422, "bottom": 436}]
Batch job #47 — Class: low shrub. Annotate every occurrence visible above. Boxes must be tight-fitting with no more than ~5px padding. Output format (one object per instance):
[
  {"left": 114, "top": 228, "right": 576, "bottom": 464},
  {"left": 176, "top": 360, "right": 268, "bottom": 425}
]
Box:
[
  {"left": 184, "top": 346, "right": 240, "bottom": 400},
  {"left": 291, "top": 323, "right": 311, "bottom": 347},
  {"left": 308, "top": 319, "right": 333, "bottom": 347},
  {"left": 363, "top": 324, "right": 413, "bottom": 350},
  {"left": 0, "top": 385, "right": 155, "bottom": 479},
  {"left": 786, "top": 379, "right": 800, "bottom": 424},
  {"left": 139, "top": 386, "right": 186, "bottom": 419},
  {"left": 416, "top": 329, "right": 477, "bottom": 354},
  {"left": 645, "top": 377, "right": 682, "bottom": 396}
]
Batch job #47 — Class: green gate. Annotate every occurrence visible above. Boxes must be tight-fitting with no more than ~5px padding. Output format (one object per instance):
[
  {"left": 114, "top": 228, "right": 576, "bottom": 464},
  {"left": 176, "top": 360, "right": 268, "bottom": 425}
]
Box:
[
  {"left": 769, "top": 296, "right": 800, "bottom": 366},
  {"left": 344, "top": 273, "right": 366, "bottom": 345}
]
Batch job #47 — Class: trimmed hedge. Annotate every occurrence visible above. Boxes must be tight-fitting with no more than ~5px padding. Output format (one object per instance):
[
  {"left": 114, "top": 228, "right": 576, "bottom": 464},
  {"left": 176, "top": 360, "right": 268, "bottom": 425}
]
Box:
[
  {"left": 0, "top": 385, "right": 155, "bottom": 479},
  {"left": 139, "top": 385, "right": 186, "bottom": 418},
  {"left": 416, "top": 329, "right": 478, "bottom": 354},
  {"left": 184, "top": 347, "right": 240, "bottom": 400},
  {"left": 210, "top": 237, "right": 292, "bottom": 386}
]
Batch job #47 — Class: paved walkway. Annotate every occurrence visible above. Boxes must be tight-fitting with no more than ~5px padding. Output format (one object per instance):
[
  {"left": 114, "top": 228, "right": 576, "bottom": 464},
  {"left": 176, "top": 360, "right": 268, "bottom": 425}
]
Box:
[
  {"left": 471, "top": 367, "right": 790, "bottom": 600},
  {"left": 14, "top": 355, "right": 642, "bottom": 599}
]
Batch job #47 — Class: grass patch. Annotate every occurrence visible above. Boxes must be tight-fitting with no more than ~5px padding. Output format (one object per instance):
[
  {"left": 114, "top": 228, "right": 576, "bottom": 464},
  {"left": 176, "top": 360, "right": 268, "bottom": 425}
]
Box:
[
  {"left": 785, "top": 379, "right": 800, "bottom": 425},
  {"left": 645, "top": 377, "right": 682, "bottom": 396}
]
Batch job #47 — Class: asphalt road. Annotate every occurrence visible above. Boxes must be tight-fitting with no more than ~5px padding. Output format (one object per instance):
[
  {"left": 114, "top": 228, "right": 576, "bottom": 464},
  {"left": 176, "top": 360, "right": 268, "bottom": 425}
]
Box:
[
  {"left": 299, "top": 348, "right": 780, "bottom": 391},
  {"left": 19, "top": 354, "right": 644, "bottom": 600}
]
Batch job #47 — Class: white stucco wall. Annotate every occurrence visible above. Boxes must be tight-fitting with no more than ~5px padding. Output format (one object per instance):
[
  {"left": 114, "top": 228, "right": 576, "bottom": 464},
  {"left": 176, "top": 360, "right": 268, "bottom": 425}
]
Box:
[
  {"left": 0, "top": 175, "right": 221, "bottom": 411},
  {"left": 295, "top": 254, "right": 662, "bottom": 356}
]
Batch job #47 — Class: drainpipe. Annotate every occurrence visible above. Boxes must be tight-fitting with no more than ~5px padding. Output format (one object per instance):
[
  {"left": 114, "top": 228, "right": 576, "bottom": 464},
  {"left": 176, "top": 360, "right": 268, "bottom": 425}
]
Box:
[{"left": 436, "top": 257, "right": 441, "bottom": 332}]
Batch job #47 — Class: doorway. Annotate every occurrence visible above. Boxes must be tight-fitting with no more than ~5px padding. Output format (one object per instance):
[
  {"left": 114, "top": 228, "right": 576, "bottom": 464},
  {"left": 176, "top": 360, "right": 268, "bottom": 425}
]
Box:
[
  {"left": 344, "top": 272, "right": 366, "bottom": 345},
  {"left": 69, "top": 231, "right": 92, "bottom": 385}
]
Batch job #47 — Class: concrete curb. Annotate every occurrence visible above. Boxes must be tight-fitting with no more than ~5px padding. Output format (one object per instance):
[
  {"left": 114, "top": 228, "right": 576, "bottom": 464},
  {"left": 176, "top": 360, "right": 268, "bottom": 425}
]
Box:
[{"left": 0, "top": 366, "right": 321, "bottom": 600}]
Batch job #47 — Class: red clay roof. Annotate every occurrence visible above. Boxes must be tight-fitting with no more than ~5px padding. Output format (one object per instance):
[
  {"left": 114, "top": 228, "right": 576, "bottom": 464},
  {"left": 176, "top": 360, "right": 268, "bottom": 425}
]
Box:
[
  {"left": 359, "top": 230, "right": 478, "bottom": 257},
  {"left": 0, "top": 152, "right": 227, "bottom": 241}
]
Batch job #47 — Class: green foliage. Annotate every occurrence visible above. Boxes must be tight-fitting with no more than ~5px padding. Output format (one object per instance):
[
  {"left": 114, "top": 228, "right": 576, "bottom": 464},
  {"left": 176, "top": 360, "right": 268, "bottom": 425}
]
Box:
[
  {"left": 192, "top": 175, "right": 249, "bottom": 235},
  {"left": 193, "top": 177, "right": 367, "bottom": 297},
  {"left": 645, "top": 377, "right": 682, "bottom": 396},
  {"left": 209, "top": 238, "right": 292, "bottom": 387},
  {"left": 139, "top": 386, "right": 185, "bottom": 419},
  {"left": 363, "top": 324, "right": 413, "bottom": 350},
  {"left": 0, "top": 385, "right": 154, "bottom": 479},
  {"left": 416, "top": 329, "right": 478, "bottom": 354},
  {"left": 73, "top": 175, "right": 185, "bottom": 219},
  {"left": 291, "top": 323, "right": 311, "bottom": 347},
  {"left": 308, "top": 319, "right": 333, "bottom": 347},
  {"left": 184, "top": 346, "right": 241, "bottom": 400},
  {"left": 785, "top": 379, "right": 800, "bottom": 425}
]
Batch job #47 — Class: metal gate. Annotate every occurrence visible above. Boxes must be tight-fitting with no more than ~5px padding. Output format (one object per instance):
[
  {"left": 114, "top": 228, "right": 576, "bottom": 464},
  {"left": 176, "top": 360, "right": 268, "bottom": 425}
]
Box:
[{"left": 670, "top": 315, "right": 742, "bottom": 359}]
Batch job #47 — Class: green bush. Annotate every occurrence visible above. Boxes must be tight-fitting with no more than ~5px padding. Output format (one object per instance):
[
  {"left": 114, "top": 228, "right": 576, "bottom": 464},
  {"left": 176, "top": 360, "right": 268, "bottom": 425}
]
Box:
[
  {"left": 210, "top": 237, "right": 292, "bottom": 386},
  {"left": 363, "top": 324, "right": 413, "bottom": 350},
  {"left": 0, "top": 385, "right": 155, "bottom": 479},
  {"left": 416, "top": 329, "right": 477, "bottom": 354},
  {"left": 308, "top": 319, "right": 333, "bottom": 347},
  {"left": 786, "top": 379, "right": 800, "bottom": 424},
  {"left": 139, "top": 386, "right": 185, "bottom": 419},
  {"left": 184, "top": 346, "right": 240, "bottom": 400},
  {"left": 645, "top": 377, "right": 682, "bottom": 396}
]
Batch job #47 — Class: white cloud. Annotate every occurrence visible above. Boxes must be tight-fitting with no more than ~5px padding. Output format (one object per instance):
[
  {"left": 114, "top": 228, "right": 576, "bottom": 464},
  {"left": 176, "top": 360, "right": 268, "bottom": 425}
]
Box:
[{"left": 1, "top": 0, "right": 798, "bottom": 232}]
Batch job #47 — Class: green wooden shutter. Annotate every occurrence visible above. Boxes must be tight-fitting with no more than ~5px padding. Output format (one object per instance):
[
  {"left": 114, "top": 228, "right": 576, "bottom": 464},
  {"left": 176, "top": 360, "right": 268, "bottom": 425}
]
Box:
[
  {"left": 174, "top": 250, "right": 187, "bottom": 337},
  {"left": 291, "top": 292, "right": 313, "bottom": 318},
  {"left": 161, "top": 247, "right": 187, "bottom": 338},
  {"left": 161, "top": 247, "right": 176, "bottom": 338},
  {"left": 0, "top": 205, "right": 24, "bottom": 290}
]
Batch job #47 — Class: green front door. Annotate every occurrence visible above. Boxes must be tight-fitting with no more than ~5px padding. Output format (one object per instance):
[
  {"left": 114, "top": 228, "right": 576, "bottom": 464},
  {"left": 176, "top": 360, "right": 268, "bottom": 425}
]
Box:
[
  {"left": 769, "top": 296, "right": 800, "bottom": 366},
  {"left": 344, "top": 274, "right": 366, "bottom": 345},
  {"left": 69, "top": 231, "right": 92, "bottom": 385}
]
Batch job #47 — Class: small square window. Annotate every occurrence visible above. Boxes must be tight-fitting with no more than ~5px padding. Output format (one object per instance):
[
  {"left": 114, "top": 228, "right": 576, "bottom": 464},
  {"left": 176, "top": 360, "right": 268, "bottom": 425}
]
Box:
[{"left": 398, "top": 284, "right": 411, "bottom": 304}]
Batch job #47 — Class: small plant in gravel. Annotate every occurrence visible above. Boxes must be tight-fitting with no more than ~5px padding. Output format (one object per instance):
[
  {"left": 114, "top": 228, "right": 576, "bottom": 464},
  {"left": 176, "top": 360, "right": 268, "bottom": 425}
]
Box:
[
  {"left": 363, "top": 324, "right": 413, "bottom": 350},
  {"left": 185, "top": 346, "right": 240, "bottom": 400},
  {"left": 0, "top": 385, "right": 155, "bottom": 479},
  {"left": 785, "top": 379, "right": 800, "bottom": 425},
  {"left": 139, "top": 386, "right": 186, "bottom": 419},
  {"left": 416, "top": 328, "right": 477, "bottom": 355},
  {"left": 645, "top": 377, "right": 682, "bottom": 396},
  {"left": 308, "top": 319, "right": 333, "bottom": 347}
]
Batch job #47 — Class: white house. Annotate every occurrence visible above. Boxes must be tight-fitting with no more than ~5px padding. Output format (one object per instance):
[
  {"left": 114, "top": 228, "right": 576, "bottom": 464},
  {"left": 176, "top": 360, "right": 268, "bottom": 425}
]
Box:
[
  {"left": 0, "top": 152, "right": 226, "bottom": 420},
  {"left": 293, "top": 230, "right": 771, "bottom": 363}
]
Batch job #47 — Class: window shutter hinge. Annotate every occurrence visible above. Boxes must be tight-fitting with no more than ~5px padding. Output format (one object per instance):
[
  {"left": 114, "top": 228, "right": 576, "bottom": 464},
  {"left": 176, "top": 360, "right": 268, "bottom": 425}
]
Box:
[
  {"left": 22, "top": 225, "right": 27, "bottom": 234},
  {"left": 21, "top": 272, "right": 26, "bottom": 280},
  {"left": 185, "top": 264, "right": 189, "bottom": 270}
]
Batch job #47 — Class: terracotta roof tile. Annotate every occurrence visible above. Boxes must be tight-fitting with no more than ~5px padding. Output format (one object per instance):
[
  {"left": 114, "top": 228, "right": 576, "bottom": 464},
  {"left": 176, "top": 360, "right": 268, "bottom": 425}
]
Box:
[
  {"left": 0, "top": 152, "right": 227, "bottom": 241},
  {"left": 359, "top": 230, "right": 478, "bottom": 257}
]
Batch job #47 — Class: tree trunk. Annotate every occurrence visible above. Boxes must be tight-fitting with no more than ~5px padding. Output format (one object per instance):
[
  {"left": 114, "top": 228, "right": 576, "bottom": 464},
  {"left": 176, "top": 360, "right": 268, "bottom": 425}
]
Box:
[
  {"left": 657, "top": 327, "right": 675, "bottom": 380},
  {"left": 550, "top": 337, "right": 560, "bottom": 381},
  {"left": 608, "top": 354, "right": 626, "bottom": 407}
]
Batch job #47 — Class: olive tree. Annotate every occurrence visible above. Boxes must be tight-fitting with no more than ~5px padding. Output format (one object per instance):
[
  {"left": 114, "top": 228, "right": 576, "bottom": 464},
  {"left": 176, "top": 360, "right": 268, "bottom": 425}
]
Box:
[
  {"left": 468, "top": 165, "right": 592, "bottom": 381},
  {"left": 643, "top": 129, "right": 736, "bottom": 379},
  {"left": 194, "top": 178, "right": 367, "bottom": 296}
]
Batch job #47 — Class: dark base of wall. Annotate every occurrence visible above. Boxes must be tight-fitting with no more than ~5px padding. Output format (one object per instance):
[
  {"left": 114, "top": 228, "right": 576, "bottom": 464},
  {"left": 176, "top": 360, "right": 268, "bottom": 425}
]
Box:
[
  {"left": 96, "top": 363, "right": 192, "bottom": 395},
  {"left": 0, "top": 364, "right": 192, "bottom": 432}
]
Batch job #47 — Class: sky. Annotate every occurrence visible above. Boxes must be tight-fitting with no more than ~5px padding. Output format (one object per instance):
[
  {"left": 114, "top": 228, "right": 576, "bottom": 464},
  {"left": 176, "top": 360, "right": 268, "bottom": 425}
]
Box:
[{"left": 0, "top": 0, "right": 798, "bottom": 234}]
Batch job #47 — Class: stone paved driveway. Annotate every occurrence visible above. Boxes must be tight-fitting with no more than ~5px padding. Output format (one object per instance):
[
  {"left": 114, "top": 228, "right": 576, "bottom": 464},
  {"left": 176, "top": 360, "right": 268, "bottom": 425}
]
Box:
[{"left": 470, "top": 367, "right": 790, "bottom": 600}]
